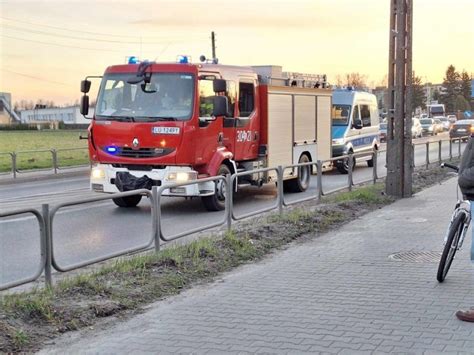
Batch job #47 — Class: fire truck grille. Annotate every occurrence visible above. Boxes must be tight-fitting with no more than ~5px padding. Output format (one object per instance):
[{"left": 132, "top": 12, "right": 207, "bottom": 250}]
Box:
[{"left": 102, "top": 147, "right": 175, "bottom": 158}]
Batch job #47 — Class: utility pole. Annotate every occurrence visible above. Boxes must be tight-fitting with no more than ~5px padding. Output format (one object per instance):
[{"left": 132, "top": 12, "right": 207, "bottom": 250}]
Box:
[
  {"left": 386, "top": 0, "right": 413, "bottom": 197},
  {"left": 211, "top": 31, "right": 217, "bottom": 63}
]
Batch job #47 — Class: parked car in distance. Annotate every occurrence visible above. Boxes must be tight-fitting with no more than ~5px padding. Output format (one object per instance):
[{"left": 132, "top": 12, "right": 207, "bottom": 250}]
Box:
[
  {"left": 433, "top": 119, "right": 444, "bottom": 134},
  {"left": 449, "top": 119, "right": 474, "bottom": 141},
  {"left": 412, "top": 118, "right": 422, "bottom": 138},
  {"left": 379, "top": 122, "right": 387, "bottom": 142},
  {"left": 439, "top": 116, "right": 451, "bottom": 131},
  {"left": 420, "top": 118, "right": 442, "bottom": 136},
  {"left": 447, "top": 114, "right": 457, "bottom": 123}
]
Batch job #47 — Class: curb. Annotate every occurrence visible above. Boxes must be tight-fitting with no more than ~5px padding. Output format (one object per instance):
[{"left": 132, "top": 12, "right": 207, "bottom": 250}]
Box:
[{"left": 0, "top": 168, "right": 89, "bottom": 186}]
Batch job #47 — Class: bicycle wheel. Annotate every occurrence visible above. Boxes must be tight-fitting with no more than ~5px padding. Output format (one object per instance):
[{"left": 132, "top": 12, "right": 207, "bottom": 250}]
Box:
[{"left": 437, "top": 213, "right": 466, "bottom": 282}]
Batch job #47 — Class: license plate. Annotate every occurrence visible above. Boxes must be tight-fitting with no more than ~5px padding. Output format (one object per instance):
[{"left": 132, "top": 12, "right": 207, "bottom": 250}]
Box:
[
  {"left": 152, "top": 127, "right": 180, "bottom": 135},
  {"left": 458, "top": 129, "right": 466, "bottom": 132}
]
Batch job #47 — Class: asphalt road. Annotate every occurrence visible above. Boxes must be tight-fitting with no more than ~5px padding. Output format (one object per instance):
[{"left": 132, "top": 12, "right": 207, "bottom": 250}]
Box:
[{"left": 0, "top": 133, "right": 464, "bottom": 286}]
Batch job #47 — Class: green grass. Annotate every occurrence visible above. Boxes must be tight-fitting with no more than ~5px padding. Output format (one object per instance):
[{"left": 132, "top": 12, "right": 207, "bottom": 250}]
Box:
[
  {"left": 0, "top": 130, "right": 88, "bottom": 172},
  {"left": 330, "top": 184, "right": 392, "bottom": 205}
]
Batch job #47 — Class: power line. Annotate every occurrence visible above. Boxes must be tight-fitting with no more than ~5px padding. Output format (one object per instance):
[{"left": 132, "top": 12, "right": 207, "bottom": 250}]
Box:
[
  {"left": 1, "top": 68, "right": 74, "bottom": 87},
  {"left": 0, "top": 16, "right": 208, "bottom": 40},
  {"left": 0, "top": 34, "right": 131, "bottom": 53},
  {"left": 1, "top": 23, "right": 194, "bottom": 45}
]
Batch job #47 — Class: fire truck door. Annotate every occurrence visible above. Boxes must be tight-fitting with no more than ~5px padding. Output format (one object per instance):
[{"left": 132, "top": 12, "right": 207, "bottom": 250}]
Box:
[
  {"left": 234, "top": 81, "right": 259, "bottom": 161},
  {"left": 222, "top": 80, "right": 237, "bottom": 155}
]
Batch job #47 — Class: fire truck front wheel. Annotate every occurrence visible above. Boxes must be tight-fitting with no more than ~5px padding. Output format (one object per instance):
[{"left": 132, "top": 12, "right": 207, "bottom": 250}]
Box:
[
  {"left": 112, "top": 195, "right": 142, "bottom": 208},
  {"left": 202, "top": 164, "right": 231, "bottom": 211}
]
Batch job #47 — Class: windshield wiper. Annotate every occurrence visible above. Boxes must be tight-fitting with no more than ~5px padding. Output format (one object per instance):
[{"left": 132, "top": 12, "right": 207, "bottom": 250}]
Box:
[
  {"left": 108, "top": 116, "right": 135, "bottom": 122},
  {"left": 135, "top": 116, "right": 177, "bottom": 122}
]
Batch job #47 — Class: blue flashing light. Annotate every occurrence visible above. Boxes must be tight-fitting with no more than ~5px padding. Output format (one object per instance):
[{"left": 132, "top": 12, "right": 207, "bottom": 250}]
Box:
[
  {"left": 128, "top": 56, "right": 139, "bottom": 64},
  {"left": 177, "top": 55, "right": 189, "bottom": 64},
  {"left": 106, "top": 146, "right": 118, "bottom": 154}
]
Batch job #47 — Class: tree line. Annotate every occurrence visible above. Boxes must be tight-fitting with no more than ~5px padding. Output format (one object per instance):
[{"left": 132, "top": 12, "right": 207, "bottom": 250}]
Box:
[{"left": 411, "top": 65, "right": 471, "bottom": 114}]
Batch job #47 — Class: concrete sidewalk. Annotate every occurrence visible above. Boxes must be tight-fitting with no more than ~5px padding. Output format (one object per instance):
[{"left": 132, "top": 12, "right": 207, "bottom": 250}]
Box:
[{"left": 40, "top": 178, "right": 474, "bottom": 354}]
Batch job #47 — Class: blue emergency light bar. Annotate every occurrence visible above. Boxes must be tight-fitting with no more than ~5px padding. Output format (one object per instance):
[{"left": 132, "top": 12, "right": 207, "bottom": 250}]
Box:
[
  {"left": 128, "top": 56, "right": 139, "bottom": 64},
  {"left": 177, "top": 55, "right": 190, "bottom": 64}
]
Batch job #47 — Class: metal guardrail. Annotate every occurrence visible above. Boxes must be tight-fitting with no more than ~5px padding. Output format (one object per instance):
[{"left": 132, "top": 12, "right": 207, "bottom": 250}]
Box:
[
  {"left": 0, "top": 147, "right": 89, "bottom": 178},
  {"left": 0, "top": 208, "right": 47, "bottom": 291},
  {"left": 0, "top": 189, "right": 155, "bottom": 291},
  {"left": 0, "top": 136, "right": 467, "bottom": 291},
  {"left": 50, "top": 189, "right": 157, "bottom": 272},
  {"left": 153, "top": 176, "right": 229, "bottom": 242}
]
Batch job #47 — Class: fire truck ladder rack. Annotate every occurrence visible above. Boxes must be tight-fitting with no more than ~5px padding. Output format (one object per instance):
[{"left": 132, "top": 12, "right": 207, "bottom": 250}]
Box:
[{"left": 263, "top": 72, "right": 328, "bottom": 89}]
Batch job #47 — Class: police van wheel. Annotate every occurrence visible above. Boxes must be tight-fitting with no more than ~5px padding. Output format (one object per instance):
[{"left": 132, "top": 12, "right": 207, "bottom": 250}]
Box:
[
  {"left": 113, "top": 195, "right": 142, "bottom": 208},
  {"left": 336, "top": 155, "right": 355, "bottom": 174},
  {"left": 202, "top": 164, "right": 231, "bottom": 211},
  {"left": 284, "top": 154, "right": 311, "bottom": 193}
]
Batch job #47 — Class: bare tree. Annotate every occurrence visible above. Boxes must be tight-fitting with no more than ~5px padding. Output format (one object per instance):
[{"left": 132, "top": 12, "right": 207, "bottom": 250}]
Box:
[{"left": 336, "top": 73, "right": 369, "bottom": 88}]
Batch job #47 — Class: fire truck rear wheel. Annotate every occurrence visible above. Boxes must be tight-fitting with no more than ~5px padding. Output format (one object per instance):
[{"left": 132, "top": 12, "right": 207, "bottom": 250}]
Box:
[
  {"left": 112, "top": 195, "right": 142, "bottom": 208},
  {"left": 202, "top": 164, "right": 231, "bottom": 211},
  {"left": 283, "top": 154, "right": 311, "bottom": 193}
]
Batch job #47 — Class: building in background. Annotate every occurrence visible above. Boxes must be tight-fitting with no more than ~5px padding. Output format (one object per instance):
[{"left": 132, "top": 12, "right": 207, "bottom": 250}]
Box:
[
  {"left": 20, "top": 106, "right": 91, "bottom": 127},
  {"left": 0, "top": 92, "right": 21, "bottom": 124}
]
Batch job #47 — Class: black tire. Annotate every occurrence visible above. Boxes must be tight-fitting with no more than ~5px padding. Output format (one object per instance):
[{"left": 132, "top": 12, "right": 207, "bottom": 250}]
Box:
[
  {"left": 367, "top": 149, "right": 377, "bottom": 167},
  {"left": 284, "top": 154, "right": 311, "bottom": 193},
  {"left": 437, "top": 213, "right": 466, "bottom": 282},
  {"left": 336, "top": 153, "right": 355, "bottom": 174},
  {"left": 112, "top": 194, "right": 142, "bottom": 208},
  {"left": 202, "top": 164, "right": 231, "bottom": 211}
]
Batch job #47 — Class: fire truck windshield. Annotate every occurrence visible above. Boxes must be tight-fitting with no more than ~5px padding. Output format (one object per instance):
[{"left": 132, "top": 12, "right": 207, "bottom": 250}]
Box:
[{"left": 95, "top": 73, "right": 194, "bottom": 121}]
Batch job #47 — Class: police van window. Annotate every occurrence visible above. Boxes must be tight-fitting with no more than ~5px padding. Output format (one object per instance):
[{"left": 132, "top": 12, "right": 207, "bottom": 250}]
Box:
[
  {"left": 199, "top": 79, "right": 215, "bottom": 118},
  {"left": 226, "top": 81, "right": 236, "bottom": 117},
  {"left": 360, "top": 104, "right": 371, "bottom": 127},
  {"left": 239, "top": 82, "right": 254, "bottom": 117}
]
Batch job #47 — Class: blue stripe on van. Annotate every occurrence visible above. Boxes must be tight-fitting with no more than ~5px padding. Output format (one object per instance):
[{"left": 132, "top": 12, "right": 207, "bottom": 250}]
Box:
[
  {"left": 332, "top": 126, "right": 347, "bottom": 139},
  {"left": 349, "top": 134, "right": 378, "bottom": 147}
]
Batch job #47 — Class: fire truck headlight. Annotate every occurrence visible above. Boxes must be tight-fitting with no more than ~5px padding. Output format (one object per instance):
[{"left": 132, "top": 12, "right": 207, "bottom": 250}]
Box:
[
  {"left": 91, "top": 168, "right": 105, "bottom": 180},
  {"left": 167, "top": 171, "right": 197, "bottom": 182}
]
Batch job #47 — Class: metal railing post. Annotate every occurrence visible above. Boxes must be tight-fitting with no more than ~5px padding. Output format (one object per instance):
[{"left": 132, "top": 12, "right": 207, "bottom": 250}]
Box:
[
  {"left": 316, "top": 160, "right": 323, "bottom": 201},
  {"left": 152, "top": 186, "right": 160, "bottom": 252},
  {"left": 277, "top": 166, "right": 284, "bottom": 216},
  {"left": 449, "top": 139, "right": 453, "bottom": 161},
  {"left": 154, "top": 187, "right": 163, "bottom": 251},
  {"left": 372, "top": 149, "right": 378, "bottom": 184},
  {"left": 348, "top": 154, "right": 353, "bottom": 191},
  {"left": 11, "top": 152, "right": 17, "bottom": 178},
  {"left": 226, "top": 174, "right": 233, "bottom": 231},
  {"left": 438, "top": 140, "right": 442, "bottom": 162},
  {"left": 51, "top": 149, "right": 58, "bottom": 174},
  {"left": 42, "top": 204, "right": 53, "bottom": 289},
  {"left": 425, "top": 142, "right": 430, "bottom": 169}
]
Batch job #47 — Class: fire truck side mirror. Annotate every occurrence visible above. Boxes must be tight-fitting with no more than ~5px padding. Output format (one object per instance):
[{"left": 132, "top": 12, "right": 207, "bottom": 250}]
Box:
[
  {"left": 81, "top": 80, "right": 91, "bottom": 93},
  {"left": 212, "top": 96, "right": 228, "bottom": 117},
  {"left": 80, "top": 95, "right": 90, "bottom": 117},
  {"left": 213, "top": 79, "right": 227, "bottom": 93}
]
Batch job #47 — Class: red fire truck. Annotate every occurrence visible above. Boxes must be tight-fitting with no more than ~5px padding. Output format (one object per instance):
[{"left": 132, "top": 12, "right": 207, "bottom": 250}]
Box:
[{"left": 80, "top": 57, "right": 333, "bottom": 211}]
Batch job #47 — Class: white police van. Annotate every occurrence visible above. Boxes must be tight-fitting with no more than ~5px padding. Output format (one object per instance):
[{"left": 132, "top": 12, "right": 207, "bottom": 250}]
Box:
[{"left": 331, "top": 89, "right": 380, "bottom": 174}]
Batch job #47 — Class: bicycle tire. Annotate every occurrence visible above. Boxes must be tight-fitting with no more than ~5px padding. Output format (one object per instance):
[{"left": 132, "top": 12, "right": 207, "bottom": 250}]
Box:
[{"left": 437, "top": 213, "right": 466, "bottom": 282}]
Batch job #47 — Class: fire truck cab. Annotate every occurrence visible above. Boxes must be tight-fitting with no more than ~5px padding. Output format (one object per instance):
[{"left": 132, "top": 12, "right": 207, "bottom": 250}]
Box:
[{"left": 80, "top": 58, "right": 332, "bottom": 211}]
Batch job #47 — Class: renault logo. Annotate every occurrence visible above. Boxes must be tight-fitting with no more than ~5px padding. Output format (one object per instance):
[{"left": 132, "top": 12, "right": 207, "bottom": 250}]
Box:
[{"left": 132, "top": 138, "right": 139, "bottom": 148}]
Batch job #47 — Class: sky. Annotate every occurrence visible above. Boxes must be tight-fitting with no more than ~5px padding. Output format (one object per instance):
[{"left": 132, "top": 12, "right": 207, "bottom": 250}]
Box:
[{"left": 0, "top": 0, "right": 473, "bottom": 106}]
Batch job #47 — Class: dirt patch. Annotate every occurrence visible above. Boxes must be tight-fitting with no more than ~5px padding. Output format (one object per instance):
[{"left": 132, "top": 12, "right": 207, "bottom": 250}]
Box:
[{"left": 0, "top": 164, "right": 458, "bottom": 353}]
